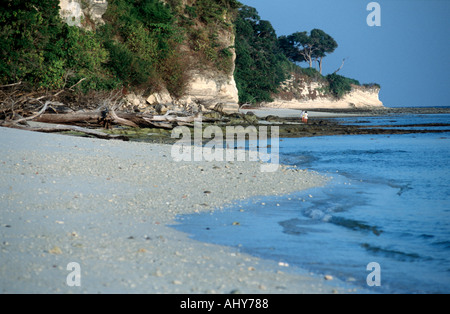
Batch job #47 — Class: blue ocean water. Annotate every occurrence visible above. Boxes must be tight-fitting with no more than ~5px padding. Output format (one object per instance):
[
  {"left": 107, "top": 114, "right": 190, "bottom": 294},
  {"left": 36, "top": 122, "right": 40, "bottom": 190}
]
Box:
[{"left": 173, "top": 114, "right": 450, "bottom": 294}]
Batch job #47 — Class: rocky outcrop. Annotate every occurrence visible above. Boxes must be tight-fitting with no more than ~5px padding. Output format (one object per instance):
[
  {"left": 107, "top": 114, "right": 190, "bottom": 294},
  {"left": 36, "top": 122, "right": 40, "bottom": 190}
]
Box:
[
  {"left": 59, "top": 0, "right": 108, "bottom": 29},
  {"left": 177, "top": 71, "right": 239, "bottom": 114},
  {"left": 265, "top": 74, "right": 383, "bottom": 110}
]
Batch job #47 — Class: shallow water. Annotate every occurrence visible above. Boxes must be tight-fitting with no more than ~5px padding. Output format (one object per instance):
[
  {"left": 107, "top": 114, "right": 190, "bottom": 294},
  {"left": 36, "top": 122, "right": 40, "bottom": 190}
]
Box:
[{"left": 174, "top": 114, "right": 450, "bottom": 293}]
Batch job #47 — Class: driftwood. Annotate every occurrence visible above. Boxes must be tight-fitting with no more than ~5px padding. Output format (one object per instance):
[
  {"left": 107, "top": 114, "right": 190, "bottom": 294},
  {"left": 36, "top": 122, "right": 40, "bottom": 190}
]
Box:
[
  {"left": 33, "top": 111, "right": 199, "bottom": 128},
  {"left": 0, "top": 84, "right": 207, "bottom": 141},
  {"left": 5, "top": 123, "right": 130, "bottom": 141},
  {"left": 1, "top": 100, "right": 130, "bottom": 141},
  {"left": 34, "top": 112, "right": 100, "bottom": 124},
  {"left": 1, "top": 104, "right": 201, "bottom": 140}
]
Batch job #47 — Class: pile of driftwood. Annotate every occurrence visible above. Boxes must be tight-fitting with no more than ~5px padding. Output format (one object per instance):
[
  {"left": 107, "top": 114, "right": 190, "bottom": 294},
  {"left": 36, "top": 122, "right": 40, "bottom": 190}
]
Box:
[{"left": 0, "top": 82, "right": 207, "bottom": 141}]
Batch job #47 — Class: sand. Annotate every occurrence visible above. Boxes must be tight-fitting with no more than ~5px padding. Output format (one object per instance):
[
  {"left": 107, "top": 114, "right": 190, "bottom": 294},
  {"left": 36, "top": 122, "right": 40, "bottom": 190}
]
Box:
[{"left": 0, "top": 127, "right": 363, "bottom": 294}]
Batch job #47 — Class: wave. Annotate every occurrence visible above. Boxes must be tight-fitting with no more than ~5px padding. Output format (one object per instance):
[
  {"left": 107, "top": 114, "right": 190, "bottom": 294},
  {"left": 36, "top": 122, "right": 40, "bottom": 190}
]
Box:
[
  {"left": 330, "top": 216, "right": 383, "bottom": 236},
  {"left": 360, "top": 243, "right": 429, "bottom": 262},
  {"left": 431, "top": 240, "right": 450, "bottom": 250},
  {"left": 278, "top": 218, "right": 326, "bottom": 236}
]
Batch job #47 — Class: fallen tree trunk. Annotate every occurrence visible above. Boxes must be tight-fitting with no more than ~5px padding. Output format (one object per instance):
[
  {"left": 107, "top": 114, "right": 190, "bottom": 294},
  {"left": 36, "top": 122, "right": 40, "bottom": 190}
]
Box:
[
  {"left": 33, "top": 111, "right": 200, "bottom": 129},
  {"left": 3, "top": 123, "right": 129, "bottom": 141},
  {"left": 34, "top": 111, "right": 144, "bottom": 128},
  {"left": 34, "top": 112, "right": 100, "bottom": 124},
  {"left": 1, "top": 84, "right": 199, "bottom": 137}
]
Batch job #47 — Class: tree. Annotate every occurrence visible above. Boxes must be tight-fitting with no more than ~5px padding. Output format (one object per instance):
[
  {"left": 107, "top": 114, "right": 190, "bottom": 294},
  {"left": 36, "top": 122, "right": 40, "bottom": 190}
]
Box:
[
  {"left": 279, "top": 31, "right": 314, "bottom": 67},
  {"left": 234, "top": 5, "right": 288, "bottom": 104},
  {"left": 310, "top": 29, "right": 338, "bottom": 74},
  {"left": 0, "top": 0, "right": 66, "bottom": 88},
  {"left": 279, "top": 29, "right": 337, "bottom": 74}
]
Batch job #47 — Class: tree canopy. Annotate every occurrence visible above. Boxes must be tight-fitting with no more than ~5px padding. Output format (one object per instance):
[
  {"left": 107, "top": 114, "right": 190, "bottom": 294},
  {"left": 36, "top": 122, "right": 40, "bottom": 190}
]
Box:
[
  {"left": 279, "top": 29, "right": 337, "bottom": 74},
  {"left": 234, "top": 5, "right": 289, "bottom": 104}
]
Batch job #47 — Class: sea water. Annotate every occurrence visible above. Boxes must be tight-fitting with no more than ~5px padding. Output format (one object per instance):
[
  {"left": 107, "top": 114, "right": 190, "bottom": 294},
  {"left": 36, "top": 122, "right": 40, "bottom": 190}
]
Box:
[{"left": 173, "top": 114, "right": 450, "bottom": 294}]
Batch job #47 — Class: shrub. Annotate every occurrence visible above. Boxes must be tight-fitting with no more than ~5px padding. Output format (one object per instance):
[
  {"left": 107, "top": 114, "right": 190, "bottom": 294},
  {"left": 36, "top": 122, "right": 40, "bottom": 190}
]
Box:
[
  {"left": 325, "top": 73, "right": 357, "bottom": 98},
  {"left": 300, "top": 67, "right": 323, "bottom": 81},
  {"left": 0, "top": 0, "right": 65, "bottom": 88},
  {"left": 363, "top": 83, "right": 381, "bottom": 89}
]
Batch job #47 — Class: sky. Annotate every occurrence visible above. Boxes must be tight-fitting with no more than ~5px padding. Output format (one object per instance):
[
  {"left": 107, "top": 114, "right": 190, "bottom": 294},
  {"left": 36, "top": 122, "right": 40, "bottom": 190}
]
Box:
[{"left": 239, "top": 0, "right": 450, "bottom": 107}]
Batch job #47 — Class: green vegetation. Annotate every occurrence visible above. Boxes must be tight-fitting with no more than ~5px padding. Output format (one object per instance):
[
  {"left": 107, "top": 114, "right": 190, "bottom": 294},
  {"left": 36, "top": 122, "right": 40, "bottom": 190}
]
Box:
[
  {"left": 234, "top": 5, "right": 378, "bottom": 103},
  {"left": 279, "top": 29, "right": 337, "bottom": 74},
  {"left": 234, "top": 5, "right": 289, "bottom": 104},
  {"left": 178, "top": 0, "right": 239, "bottom": 74},
  {"left": 101, "top": 0, "right": 186, "bottom": 95},
  {"left": 0, "top": 0, "right": 239, "bottom": 97},
  {"left": 0, "top": 1, "right": 377, "bottom": 103},
  {"left": 1, "top": 0, "right": 70, "bottom": 89},
  {"left": 326, "top": 73, "right": 360, "bottom": 98}
]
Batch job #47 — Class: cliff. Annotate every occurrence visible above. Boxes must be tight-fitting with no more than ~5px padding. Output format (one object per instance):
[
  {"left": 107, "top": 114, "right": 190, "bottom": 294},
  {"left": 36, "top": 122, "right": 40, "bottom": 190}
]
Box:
[
  {"left": 57, "top": 1, "right": 381, "bottom": 114},
  {"left": 58, "top": 0, "right": 239, "bottom": 114},
  {"left": 265, "top": 73, "right": 384, "bottom": 110}
]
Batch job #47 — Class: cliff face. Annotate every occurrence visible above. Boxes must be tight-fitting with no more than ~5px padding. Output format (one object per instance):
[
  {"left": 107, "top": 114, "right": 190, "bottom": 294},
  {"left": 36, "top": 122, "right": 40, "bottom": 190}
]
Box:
[
  {"left": 59, "top": 0, "right": 240, "bottom": 114},
  {"left": 177, "top": 26, "right": 239, "bottom": 114},
  {"left": 266, "top": 73, "right": 383, "bottom": 110},
  {"left": 58, "top": 1, "right": 381, "bottom": 113}
]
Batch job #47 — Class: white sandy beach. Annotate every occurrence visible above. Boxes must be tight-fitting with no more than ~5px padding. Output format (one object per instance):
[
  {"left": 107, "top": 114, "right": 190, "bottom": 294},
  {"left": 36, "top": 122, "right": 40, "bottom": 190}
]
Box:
[{"left": 0, "top": 127, "right": 362, "bottom": 294}]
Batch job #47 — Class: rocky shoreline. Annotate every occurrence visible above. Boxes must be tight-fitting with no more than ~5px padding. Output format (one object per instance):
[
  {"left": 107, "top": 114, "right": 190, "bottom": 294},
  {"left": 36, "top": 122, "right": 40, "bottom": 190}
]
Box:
[
  {"left": 106, "top": 107, "right": 450, "bottom": 144},
  {"left": 290, "top": 106, "right": 450, "bottom": 115}
]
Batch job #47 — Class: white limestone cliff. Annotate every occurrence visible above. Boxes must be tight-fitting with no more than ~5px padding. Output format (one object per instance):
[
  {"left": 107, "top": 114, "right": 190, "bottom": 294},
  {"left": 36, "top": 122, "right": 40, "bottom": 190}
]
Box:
[{"left": 265, "top": 74, "right": 383, "bottom": 110}]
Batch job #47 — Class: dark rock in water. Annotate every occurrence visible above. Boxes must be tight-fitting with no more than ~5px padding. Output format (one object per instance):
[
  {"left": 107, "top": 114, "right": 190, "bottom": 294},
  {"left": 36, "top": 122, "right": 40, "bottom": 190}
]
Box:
[
  {"left": 265, "top": 115, "right": 280, "bottom": 122},
  {"left": 203, "top": 111, "right": 222, "bottom": 120},
  {"left": 243, "top": 113, "right": 259, "bottom": 125}
]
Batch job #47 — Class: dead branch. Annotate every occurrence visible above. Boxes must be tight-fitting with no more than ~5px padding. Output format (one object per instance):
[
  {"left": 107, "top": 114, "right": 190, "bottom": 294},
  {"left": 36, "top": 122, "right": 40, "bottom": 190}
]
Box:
[
  {"left": 0, "top": 82, "right": 210, "bottom": 140},
  {"left": 53, "top": 78, "right": 86, "bottom": 97},
  {"left": 333, "top": 58, "right": 347, "bottom": 74},
  {"left": 68, "top": 78, "right": 87, "bottom": 91},
  {"left": 14, "top": 101, "right": 50, "bottom": 124},
  {"left": 0, "top": 81, "right": 22, "bottom": 88},
  {"left": 109, "top": 108, "right": 139, "bottom": 128}
]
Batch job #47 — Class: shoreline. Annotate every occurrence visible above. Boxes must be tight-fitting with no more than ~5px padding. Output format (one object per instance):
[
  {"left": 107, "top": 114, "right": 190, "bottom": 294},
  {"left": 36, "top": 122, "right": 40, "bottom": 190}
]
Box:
[
  {"left": 241, "top": 106, "right": 450, "bottom": 114},
  {"left": 0, "top": 127, "right": 363, "bottom": 294},
  {"left": 121, "top": 106, "right": 450, "bottom": 144}
]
